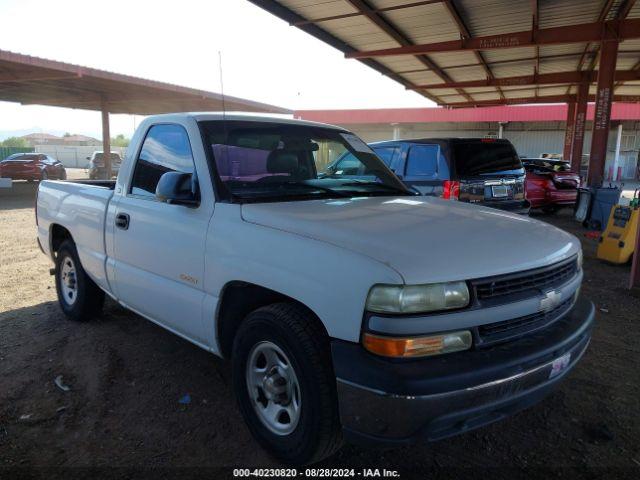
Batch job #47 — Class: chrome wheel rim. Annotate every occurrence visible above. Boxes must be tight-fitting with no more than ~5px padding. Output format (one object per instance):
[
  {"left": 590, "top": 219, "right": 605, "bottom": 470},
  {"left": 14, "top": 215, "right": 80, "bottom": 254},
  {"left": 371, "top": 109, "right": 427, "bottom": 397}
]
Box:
[
  {"left": 246, "top": 341, "right": 301, "bottom": 435},
  {"left": 60, "top": 256, "right": 78, "bottom": 306}
]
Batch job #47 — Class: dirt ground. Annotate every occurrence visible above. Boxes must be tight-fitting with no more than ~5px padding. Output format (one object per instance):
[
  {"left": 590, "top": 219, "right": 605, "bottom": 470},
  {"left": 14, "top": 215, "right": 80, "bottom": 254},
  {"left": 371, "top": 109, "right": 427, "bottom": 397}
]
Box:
[{"left": 1, "top": 180, "right": 639, "bottom": 478}]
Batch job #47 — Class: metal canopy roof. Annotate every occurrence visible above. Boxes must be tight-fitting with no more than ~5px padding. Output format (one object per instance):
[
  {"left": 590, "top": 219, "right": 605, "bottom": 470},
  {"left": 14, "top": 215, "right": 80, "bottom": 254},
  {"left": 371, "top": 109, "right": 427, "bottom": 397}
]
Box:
[
  {"left": 0, "top": 49, "right": 290, "bottom": 115},
  {"left": 250, "top": 0, "right": 640, "bottom": 107}
]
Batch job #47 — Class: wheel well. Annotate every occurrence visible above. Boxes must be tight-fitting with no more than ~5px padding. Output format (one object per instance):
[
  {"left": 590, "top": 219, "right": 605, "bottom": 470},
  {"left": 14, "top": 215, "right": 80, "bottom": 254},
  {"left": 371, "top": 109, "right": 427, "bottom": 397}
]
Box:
[
  {"left": 216, "top": 281, "right": 327, "bottom": 359},
  {"left": 50, "top": 224, "right": 72, "bottom": 256}
]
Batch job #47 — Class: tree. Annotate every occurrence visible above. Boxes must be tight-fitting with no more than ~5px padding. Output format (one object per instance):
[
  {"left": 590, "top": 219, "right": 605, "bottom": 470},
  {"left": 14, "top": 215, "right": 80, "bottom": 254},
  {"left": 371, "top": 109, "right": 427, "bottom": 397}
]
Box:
[
  {"left": 111, "top": 134, "right": 130, "bottom": 147},
  {"left": 1, "top": 137, "right": 29, "bottom": 148}
]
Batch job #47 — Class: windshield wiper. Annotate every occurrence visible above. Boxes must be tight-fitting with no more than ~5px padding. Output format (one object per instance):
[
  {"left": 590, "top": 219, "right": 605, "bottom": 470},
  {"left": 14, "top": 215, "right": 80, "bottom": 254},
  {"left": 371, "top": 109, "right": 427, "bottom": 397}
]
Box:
[
  {"left": 231, "top": 181, "right": 353, "bottom": 202},
  {"left": 339, "top": 180, "right": 413, "bottom": 195},
  {"left": 274, "top": 181, "right": 354, "bottom": 197}
]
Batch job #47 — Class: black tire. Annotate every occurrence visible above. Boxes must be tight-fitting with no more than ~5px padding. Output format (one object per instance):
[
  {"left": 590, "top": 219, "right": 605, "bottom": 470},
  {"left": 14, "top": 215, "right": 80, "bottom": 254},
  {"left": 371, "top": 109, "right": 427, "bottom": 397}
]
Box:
[
  {"left": 40, "top": 170, "right": 48, "bottom": 181},
  {"left": 232, "top": 303, "right": 342, "bottom": 465},
  {"left": 60, "top": 169, "right": 67, "bottom": 180},
  {"left": 55, "top": 240, "right": 105, "bottom": 321},
  {"left": 542, "top": 205, "right": 560, "bottom": 214}
]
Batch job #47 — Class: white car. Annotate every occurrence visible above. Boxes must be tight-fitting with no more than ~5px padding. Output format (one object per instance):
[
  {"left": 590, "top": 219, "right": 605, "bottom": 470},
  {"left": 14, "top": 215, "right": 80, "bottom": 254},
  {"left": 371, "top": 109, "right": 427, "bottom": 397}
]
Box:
[
  {"left": 87, "top": 151, "right": 122, "bottom": 179},
  {"left": 36, "top": 113, "right": 594, "bottom": 464}
]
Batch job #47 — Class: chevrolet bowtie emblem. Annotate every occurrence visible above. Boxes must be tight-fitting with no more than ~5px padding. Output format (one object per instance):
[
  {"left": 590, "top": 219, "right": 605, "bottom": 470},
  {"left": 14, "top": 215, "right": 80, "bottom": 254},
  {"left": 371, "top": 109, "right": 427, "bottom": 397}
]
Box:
[{"left": 539, "top": 290, "right": 562, "bottom": 312}]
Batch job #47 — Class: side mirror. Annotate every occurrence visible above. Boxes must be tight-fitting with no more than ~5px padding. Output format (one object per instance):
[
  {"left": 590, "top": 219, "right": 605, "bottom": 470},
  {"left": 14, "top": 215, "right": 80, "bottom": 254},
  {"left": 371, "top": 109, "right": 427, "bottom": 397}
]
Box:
[
  {"left": 155, "top": 172, "right": 199, "bottom": 206},
  {"left": 86, "top": 156, "right": 91, "bottom": 161}
]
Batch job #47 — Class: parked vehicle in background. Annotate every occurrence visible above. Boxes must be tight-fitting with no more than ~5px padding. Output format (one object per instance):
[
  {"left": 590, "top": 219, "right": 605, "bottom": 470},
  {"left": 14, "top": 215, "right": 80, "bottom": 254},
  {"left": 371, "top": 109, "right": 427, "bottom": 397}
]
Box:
[
  {"left": 36, "top": 114, "right": 593, "bottom": 465},
  {"left": 0, "top": 153, "right": 66, "bottom": 181},
  {"left": 540, "top": 153, "right": 563, "bottom": 160},
  {"left": 522, "top": 158, "right": 580, "bottom": 213},
  {"left": 87, "top": 151, "right": 122, "bottom": 179},
  {"left": 327, "top": 138, "right": 530, "bottom": 214}
]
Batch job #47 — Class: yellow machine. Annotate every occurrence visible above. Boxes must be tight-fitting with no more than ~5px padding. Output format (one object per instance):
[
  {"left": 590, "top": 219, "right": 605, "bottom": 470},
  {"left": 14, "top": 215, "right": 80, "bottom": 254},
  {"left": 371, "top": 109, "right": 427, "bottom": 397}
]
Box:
[{"left": 597, "top": 190, "right": 639, "bottom": 265}]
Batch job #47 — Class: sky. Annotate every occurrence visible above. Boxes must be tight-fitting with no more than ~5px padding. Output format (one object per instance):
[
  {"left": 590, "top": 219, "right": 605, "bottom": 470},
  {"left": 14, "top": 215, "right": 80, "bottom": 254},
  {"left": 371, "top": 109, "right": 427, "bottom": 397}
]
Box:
[{"left": 0, "top": 0, "right": 434, "bottom": 140}]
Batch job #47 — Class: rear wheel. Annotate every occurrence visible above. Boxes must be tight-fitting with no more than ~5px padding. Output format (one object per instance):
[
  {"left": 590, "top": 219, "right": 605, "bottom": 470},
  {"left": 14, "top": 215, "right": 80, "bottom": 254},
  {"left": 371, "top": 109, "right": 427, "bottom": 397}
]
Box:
[
  {"left": 55, "top": 240, "right": 105, "bottom": 321},
  {"left": 60, "top": 169, "right": 67, "bottom": 180},
  {"left": 40, "top": 170, "right": 48, "bottom": 181},
  {"left": 232, "top": 303, "right": 342, "bottom": 465}
]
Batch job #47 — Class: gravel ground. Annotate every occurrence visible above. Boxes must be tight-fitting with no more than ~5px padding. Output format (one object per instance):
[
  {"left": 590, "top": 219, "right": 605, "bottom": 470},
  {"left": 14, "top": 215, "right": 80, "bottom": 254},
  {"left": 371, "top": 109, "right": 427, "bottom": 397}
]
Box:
[{"left": 1, "top": 181, "right": 639, "bottom": 478}]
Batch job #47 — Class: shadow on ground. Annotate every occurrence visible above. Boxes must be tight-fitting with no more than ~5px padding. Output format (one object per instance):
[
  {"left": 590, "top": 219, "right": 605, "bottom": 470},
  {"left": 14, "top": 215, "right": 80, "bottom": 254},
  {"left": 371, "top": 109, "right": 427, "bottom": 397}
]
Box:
[{"left": 0, "top": 182, "right": 39, "bottom": 210}]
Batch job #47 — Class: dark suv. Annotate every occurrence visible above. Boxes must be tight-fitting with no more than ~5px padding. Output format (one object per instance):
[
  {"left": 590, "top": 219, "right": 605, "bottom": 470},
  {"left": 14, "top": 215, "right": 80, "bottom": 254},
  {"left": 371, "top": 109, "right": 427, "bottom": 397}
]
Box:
[{"left": 327, "top": 138, "right": 530, "bottom": 214}]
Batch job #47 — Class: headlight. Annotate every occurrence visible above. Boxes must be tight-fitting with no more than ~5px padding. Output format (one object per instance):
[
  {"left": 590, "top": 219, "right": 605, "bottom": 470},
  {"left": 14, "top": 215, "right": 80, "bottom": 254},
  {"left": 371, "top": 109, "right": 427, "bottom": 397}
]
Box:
[{"left": 366, "top": 281, "right": 470, "bottom": 314}]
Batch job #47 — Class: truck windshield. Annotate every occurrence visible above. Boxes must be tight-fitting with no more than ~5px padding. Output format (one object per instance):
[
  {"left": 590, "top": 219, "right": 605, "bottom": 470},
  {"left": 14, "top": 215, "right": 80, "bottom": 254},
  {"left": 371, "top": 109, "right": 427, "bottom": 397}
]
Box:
[
  {"left": 453, "top": 140, "right": 524, "bottom": 177},
  {"left": 199, "top": 120, "right": 409, "bottom": 202}
]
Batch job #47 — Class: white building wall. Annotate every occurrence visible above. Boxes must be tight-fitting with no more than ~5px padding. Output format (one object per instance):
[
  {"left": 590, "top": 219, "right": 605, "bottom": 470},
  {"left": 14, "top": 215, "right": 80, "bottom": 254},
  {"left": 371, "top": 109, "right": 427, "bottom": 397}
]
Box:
[{"left": 35, "top": 145, "right": 127, "bottom": 168}]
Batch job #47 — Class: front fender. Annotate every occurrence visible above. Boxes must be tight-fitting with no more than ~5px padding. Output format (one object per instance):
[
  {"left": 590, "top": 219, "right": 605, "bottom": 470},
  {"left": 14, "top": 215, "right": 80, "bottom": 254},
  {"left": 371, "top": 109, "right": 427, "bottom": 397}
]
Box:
[{"left": 204, "top": 204, "right": 403, "bottom": 344}]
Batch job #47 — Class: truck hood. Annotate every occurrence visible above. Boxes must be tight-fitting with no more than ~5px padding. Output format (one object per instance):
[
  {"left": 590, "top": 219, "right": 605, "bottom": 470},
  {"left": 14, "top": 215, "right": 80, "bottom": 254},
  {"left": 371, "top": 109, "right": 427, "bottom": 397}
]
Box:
[{"left": 241, "top": 196, "right": 580, "bottom": 284}]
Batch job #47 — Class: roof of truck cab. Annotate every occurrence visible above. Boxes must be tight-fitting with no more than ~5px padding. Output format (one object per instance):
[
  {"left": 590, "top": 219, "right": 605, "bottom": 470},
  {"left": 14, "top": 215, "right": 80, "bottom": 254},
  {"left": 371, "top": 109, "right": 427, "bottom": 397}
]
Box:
[{"left": 177, "top": 112, "right": 347, "bottom": 131}]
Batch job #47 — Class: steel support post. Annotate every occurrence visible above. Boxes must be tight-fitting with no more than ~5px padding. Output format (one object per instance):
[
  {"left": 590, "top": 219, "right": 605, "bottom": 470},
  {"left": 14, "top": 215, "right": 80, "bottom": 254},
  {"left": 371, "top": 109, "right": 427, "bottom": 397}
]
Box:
[
  {"left": 571, "top": 83, "right": 589, "bottom": 175},
  {"left": 563, "top": 102, "right": 576, "bottom": 162},
  {"left": 587, "top": 39, "right": 619, "bottom": 186}
]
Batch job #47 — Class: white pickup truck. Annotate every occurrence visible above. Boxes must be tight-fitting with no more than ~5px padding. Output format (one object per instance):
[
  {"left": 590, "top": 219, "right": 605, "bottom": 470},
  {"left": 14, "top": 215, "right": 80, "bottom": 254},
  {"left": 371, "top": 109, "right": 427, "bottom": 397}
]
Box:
[{"left": 36, "top": 113, "right": 594, "bottom": 465}]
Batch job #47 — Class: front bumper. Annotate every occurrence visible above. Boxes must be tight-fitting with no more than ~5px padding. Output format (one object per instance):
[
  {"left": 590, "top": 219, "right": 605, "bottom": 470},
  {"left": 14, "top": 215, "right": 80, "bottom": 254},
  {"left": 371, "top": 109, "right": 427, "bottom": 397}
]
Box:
[{"left": 331, "top": 297, "right": 594, "bottom": 446}]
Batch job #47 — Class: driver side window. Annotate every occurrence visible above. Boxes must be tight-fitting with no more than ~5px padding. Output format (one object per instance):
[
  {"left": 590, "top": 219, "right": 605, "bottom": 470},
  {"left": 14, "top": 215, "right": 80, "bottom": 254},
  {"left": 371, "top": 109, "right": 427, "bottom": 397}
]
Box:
[{"left": 130, "top": 124, "right": 195, "bottom": 198}]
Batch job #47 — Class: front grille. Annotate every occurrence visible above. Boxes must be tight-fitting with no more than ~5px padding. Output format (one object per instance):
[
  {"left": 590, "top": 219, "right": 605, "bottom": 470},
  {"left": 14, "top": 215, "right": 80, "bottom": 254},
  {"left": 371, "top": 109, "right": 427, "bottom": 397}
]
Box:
[
  {"left": 478, "top": 297, "right": 574, "bottom": 346},
  {"left": 474, "top": 257, "right": 578, "bottom": 301}
]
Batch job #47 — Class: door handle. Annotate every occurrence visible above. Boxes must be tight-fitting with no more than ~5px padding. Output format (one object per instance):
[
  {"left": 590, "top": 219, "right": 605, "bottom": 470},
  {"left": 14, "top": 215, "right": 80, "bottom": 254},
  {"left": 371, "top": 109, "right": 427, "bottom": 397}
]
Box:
[{"left": 115, "top": 213, "right": 130, "bottom": 230}]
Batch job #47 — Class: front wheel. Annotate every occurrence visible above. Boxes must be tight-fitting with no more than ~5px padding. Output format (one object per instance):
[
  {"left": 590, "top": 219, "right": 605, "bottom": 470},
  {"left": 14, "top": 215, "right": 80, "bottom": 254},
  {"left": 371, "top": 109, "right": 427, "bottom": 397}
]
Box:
[
  {"left": 55, "top": 240, "right": 105, "bottom": 321},
  {"left": 232, "top": 303, "right": 342, "bottom": 465},
  {"left": 40, "top": 170, "right": 48, "bottom": 181}
]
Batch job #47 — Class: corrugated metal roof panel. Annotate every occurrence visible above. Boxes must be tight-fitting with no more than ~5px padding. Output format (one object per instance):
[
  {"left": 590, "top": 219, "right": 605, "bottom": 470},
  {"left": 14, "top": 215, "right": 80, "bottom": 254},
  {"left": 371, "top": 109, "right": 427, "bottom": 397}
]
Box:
[
  {"left": 376, "top": 55, "right": 429, "bottom": 71},
  {"left": 455, "top": 0, "right": 533, "bottom": 37},
  {"left": 615, "top": 85, "right": 640, "bottom": 95},
  {"left": 384, "top": 3, "right": 461, "bottom": 44},
  {"left": 278, "top": 0, "right": 356, "bottom": 18},
  {"left": 616, "top": 57, "right": 640, "bottom": 69},
  {"left": 503, "top": 88, "right": 536, "bottom": 98},
  {"left": 256, "top": 0, "right": 640, "bottom": 107},
  {"left": 483, "top": 47, "right": 537, "bottom": 64},
  {"left": 490, "top": 63, "right": 536, "bottom": 78},
  {"left": 401, "top": 71, "right": 450, "bottom": 85},
  {"left": 445, "top": 65, "right": 490, "bottom": 81},
  {"left": 540, "top": 58, "right": 583, "bottom": 74},
  {"left": 539, "top": 0, "right": 605, "bottom": 28},
  {"left": 440, "top": 95, "right": 469, "bottom": 103},
  {"left": 470, "top": 92, "right": 502, "bottom": 101},
  {"left": 428, "top": 51, "right": 480, "bottom": 68}
]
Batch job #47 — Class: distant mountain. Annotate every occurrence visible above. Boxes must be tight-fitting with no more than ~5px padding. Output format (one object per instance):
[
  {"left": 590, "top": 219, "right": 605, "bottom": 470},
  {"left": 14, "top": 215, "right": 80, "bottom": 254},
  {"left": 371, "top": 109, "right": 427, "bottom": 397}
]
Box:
[{"left": 0, "top": 128, "right": 102, "bottom": 142}]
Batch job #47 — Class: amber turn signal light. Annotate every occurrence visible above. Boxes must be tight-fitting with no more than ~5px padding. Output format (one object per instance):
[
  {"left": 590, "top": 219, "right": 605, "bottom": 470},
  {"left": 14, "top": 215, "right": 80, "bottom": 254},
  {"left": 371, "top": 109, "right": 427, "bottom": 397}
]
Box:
[{"left": 362, "top": 331, "right": 472, "bottom": 358}]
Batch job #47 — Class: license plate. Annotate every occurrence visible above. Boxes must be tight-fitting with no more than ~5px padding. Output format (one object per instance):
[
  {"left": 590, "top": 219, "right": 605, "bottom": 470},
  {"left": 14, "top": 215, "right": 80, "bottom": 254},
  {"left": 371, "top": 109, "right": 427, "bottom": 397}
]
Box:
[
  {"left": 491, "top": 185, "right": 509, "bottom": 197},
  {"left": 549, "top": 353, "right": 571, "bottom": 379}
]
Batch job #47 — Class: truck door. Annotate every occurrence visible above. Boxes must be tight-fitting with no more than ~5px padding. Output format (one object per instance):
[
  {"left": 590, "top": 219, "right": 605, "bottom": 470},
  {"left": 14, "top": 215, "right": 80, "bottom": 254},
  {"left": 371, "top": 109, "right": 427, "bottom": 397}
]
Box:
[{"left": 112, "top": 123, "right": 213, "bottom": 344}]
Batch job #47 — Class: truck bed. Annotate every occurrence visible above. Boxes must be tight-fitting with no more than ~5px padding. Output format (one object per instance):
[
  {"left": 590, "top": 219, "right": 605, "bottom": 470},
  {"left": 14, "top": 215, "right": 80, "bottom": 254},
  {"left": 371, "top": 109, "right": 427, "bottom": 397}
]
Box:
[{"left": 36, "top": 179, "right": 115, "bottom": 296}]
